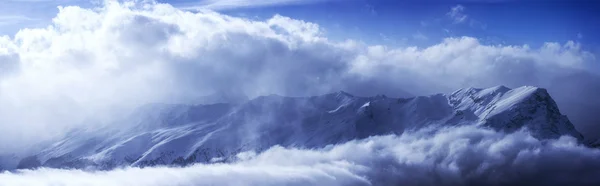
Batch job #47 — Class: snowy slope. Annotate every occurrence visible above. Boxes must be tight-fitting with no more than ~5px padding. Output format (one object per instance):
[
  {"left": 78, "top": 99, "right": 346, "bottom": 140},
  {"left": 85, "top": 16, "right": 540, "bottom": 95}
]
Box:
[
  {"left": 2, "top": 86, "right": 583, "bottom": 170},
  {"left": 449, "top": 86, "right": 583, "bottom": 139}
]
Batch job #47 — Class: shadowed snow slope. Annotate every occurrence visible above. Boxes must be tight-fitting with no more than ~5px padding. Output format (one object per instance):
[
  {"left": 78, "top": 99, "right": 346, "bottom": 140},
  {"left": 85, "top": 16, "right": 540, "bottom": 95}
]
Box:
[{"left": 1, "top": 86, "right": 583, "bottom": 171}]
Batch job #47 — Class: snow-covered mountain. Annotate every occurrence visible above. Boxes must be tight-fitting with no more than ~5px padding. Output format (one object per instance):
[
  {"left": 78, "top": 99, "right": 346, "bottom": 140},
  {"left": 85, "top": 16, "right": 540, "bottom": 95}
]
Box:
[{"left": 4, "top": 86, "right": 583, "bottom": 170}]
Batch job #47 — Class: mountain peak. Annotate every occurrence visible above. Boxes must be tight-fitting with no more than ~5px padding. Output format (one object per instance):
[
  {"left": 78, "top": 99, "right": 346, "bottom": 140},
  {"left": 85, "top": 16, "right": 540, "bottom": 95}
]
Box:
[
  {"left": 325, "top": 90, "right": 354, "bottom": 98},
  {"left": 450, "top": 85, "right": 583, "bottom": 141}
]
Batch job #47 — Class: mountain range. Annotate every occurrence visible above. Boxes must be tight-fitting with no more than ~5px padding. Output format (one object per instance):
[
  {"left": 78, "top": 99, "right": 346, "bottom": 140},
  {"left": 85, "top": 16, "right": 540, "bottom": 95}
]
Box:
[{"left": 0, "top": 85, "right": 585, "bottom": 171}]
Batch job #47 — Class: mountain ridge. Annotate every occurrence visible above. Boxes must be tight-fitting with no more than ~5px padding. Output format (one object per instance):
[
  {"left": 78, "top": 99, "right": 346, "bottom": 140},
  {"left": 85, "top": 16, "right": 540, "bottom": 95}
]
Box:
[{"left": 1, "top": 85, "right": 584, "bottom": 171}]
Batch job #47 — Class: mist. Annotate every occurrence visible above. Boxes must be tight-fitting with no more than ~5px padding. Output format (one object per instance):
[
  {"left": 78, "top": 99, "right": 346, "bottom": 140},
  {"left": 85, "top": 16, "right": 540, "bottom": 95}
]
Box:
[{"left": 0, "top": 0, "right": 598, "bottom": 154}]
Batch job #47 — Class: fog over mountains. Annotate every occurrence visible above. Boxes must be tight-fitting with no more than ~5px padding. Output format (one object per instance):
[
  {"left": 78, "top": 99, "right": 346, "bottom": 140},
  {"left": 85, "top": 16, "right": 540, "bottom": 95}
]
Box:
[
  {"left": 2, "top": 86, "right": 600, "bottom": 186},
  {"left": 1, "top": 1, "right": 600, "bottom": 186}
]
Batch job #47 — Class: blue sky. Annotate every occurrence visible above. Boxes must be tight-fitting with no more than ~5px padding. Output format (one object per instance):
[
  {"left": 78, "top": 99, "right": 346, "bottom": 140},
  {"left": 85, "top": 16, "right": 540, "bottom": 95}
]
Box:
[
  {"left": 185, "top": 0, "right": 599, "bottom": 45},
  {"left": 2, "top": 0, "right": 599, "bottom": 51},
  {"left": 209, "top": 0, "right": 599, "bottom": 50}
]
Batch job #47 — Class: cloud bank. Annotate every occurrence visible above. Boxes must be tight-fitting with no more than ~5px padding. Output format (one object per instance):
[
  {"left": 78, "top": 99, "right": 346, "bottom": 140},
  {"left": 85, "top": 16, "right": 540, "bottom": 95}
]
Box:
[
  {"left": 0, "top": 0, "right": 598, "bottom": 153},
  {"left": 2, "top": 125, "right": 600, "bottom": 186}
]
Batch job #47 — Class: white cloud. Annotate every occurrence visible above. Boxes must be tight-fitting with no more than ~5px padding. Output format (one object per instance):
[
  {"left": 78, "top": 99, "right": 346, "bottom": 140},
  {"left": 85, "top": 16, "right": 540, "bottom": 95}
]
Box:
[
  {"left": 176, "top": 0, "right": 330, "bottom": 11},
  {"left": 2, "top": 125, "right": 600, "bottom": 186},
  {"left": 447, "top": 4, "right": 467, "bottom": 23},
  {"left": 0, "top": 163, "right": 368, "bottom": 186},
  {"left": 0, "top": 0, "right": 90, "bottom": 35},
  {"left": 0, "top": 0, "right": 598, "bottom": 154}
]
